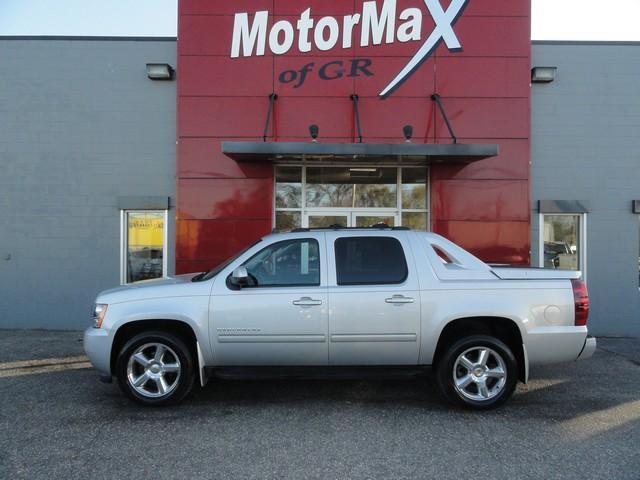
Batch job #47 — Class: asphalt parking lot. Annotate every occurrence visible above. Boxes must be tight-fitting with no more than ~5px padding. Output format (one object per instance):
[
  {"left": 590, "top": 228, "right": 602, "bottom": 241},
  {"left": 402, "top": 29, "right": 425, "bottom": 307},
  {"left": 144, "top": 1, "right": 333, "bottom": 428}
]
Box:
[{"left": 0, "top": 331, "right": 639, "bottom": 480}]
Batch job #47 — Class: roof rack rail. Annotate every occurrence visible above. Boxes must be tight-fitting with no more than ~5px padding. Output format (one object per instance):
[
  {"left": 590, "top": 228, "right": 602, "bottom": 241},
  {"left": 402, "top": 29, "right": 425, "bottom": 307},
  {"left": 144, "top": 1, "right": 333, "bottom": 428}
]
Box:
[{"left": 290, "top": 225, "right": 411, "bottom": 233}]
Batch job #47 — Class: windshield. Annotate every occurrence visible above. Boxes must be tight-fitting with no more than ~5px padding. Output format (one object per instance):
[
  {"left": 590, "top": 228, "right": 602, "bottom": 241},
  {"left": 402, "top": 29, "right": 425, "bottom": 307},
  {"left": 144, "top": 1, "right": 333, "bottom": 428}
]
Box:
[{"left": 192, "top": 240, "right": 262, "bottom": 282}]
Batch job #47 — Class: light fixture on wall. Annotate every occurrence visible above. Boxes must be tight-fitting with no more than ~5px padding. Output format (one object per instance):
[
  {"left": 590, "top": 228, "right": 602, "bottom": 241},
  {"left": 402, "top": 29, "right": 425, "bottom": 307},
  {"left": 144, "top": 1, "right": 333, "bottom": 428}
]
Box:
[
  {"left": 633, "top": 200, "right": 640, "bottom": 214},
  {"left": 531, "top": 66, "right": 557, "bottom": 83},
  {"left": 146, "top": 63, "right": 175, "bottom": 80},
  {"left": 403, "top": 125, "right": 413, "bottom": 143},
  {"left": 309, "top": 124, "right": 319, "bottom": 142}
]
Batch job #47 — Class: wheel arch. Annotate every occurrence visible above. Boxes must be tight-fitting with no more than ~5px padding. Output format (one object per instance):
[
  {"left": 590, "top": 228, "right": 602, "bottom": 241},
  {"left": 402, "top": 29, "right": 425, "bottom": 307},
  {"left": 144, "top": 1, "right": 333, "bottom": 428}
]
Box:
[
  {"left": 110, "top": 319, "right": 199, "bottom": 376},
  {"left": 432, "top": 316, "right": 527, "bottom": 383}
]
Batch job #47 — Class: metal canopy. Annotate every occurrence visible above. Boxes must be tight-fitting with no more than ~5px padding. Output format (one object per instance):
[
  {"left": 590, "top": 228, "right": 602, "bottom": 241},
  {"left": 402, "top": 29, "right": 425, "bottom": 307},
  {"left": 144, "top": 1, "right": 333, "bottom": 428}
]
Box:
[{"left": 222, "top": 141, "right": 499, "bottom": 163}]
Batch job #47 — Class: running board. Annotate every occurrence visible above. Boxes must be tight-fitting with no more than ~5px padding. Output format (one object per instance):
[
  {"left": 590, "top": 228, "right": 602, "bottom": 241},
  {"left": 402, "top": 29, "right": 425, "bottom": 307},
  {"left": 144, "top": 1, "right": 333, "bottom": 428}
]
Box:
[{"left": 205, "top": 365, "right": 431, "bottom": 381}]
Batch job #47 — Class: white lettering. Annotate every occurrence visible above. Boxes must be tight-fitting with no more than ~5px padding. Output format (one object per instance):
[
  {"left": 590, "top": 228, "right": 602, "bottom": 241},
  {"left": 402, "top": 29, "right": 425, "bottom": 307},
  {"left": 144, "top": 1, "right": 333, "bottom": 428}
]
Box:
[
  {"left": 269, "top": 20, "right": 295, "bottom": 55},
  {"left": 361, "top": 0, "right": 396, "bottom": 46},
  {"left": 230, "top": 11, "right": 268, "bottom": 58},
  {"left": 297, "top": 8, "right": 314, "bottom": 53},
  {"left": 342, "top": 14, "right": 361, "bottom": 48},
  {"left": 314, "top": 16, "right": 340, "bottom": 51},
  {"left": 397, "top": 8, "right": 422, "bottom": 42},
  {"left": 380, "top": 0, "right": 469, "bottom": 97},
  {"left": 229, "top": 0, "right": 471, "bottom": 97}
]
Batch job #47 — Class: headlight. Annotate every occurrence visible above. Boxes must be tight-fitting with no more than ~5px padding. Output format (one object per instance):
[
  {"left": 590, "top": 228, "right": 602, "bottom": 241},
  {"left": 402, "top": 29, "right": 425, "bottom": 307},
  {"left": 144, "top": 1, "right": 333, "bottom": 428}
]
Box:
[{"left": 92, "top": 304, "right": 108, "bottom": 328}]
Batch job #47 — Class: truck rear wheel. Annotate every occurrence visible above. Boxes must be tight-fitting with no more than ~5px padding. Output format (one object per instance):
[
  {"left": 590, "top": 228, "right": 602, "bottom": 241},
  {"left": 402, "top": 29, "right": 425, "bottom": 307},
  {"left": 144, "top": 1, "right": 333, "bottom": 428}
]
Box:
[
  {"left": 116, "top": 331, "right": 195, "bottom": 406},
  {"left": 436, "top": 335, "right": 517, "bottom": 410}
]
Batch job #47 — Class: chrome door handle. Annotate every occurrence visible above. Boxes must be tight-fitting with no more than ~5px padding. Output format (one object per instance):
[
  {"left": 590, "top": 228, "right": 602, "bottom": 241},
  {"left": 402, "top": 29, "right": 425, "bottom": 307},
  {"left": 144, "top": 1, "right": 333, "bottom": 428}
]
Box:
[
  {"left": 293, "top": 297, "right": 322, "bottom": 307},
  {"left": 385, "top": 295, "right": 414, "bottom": 304}
]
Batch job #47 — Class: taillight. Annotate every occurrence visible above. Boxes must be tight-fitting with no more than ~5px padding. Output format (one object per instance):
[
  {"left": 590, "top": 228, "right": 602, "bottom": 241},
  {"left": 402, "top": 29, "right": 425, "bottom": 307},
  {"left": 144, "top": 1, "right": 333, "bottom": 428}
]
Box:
[{"left": 571, "top": 278, "right": 589, "bottom": 326}]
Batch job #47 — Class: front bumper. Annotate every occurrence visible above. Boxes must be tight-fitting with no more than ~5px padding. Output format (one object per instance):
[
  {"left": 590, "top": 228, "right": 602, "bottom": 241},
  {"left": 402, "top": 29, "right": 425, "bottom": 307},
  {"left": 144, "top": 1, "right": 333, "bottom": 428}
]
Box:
[
  {"left": 577, "top": 335, "right": 597, "bottom": 361},
  {"left": 83, "top": 327, "right": 112, "bottom": 376}
]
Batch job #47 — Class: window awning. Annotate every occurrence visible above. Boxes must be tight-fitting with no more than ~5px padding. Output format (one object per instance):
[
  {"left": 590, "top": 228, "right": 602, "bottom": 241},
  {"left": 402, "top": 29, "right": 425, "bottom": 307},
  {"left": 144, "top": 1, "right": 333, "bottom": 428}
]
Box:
[{"left": 221, "top": 141, "right": 499, "bottom": 164}]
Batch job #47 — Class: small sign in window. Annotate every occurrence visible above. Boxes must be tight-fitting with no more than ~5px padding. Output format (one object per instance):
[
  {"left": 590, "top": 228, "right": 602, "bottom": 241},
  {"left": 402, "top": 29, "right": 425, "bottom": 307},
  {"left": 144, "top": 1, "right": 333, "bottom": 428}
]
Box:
[{"left": 123, "top": 211, "right": 166, "bottom": 283}]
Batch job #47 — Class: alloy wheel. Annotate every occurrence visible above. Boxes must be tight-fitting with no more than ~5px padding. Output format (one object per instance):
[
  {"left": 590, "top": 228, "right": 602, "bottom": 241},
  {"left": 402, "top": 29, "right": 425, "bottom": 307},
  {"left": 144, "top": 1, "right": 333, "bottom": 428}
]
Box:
[
  {"left": 126, "top": 342, "right": 181, "bottom": 398},
  {"left": 452, "top": 346, "right": 507, "bottom": 402}
]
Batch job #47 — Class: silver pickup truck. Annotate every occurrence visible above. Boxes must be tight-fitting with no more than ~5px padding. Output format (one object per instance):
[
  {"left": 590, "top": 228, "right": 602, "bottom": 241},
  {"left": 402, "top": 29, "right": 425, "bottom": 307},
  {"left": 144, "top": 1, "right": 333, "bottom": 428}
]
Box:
[{"left": 84, "top": 228, "right": 595, "bottom": 409}]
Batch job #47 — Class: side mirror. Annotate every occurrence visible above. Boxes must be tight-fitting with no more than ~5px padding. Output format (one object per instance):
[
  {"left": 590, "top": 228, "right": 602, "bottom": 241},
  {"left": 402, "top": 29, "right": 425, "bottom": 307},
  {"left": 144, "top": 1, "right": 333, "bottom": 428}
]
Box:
[{"left": 230, "top": 266, "right": 249, "bottom": 288}]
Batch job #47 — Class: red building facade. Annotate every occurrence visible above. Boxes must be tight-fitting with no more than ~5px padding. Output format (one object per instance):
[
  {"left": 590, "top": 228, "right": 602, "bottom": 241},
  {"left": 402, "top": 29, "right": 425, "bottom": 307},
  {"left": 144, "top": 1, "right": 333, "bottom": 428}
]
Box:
[{"left": 176, "top": 0, "right": 531, "bottom": 273}]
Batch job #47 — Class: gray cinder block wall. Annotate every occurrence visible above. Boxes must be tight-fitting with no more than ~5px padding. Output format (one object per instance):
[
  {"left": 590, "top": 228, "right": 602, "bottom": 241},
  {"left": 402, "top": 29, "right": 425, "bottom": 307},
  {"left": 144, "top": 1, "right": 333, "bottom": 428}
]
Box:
[
  {"left": 532, "top": 41, "right": 640, "bottom": 336},
  {"left": 0, "top": 38, "right": 177, "bottom": 329}
]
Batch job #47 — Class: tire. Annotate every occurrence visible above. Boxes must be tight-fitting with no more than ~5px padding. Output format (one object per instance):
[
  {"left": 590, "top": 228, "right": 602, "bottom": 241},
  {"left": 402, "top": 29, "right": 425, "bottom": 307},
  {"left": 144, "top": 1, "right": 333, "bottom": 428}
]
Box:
[
  {"left": 115, "top": 331, "right": 196, "bottom": 406},
  {"left": 436, "top": 335, "right": 518, "bottom": 410}
]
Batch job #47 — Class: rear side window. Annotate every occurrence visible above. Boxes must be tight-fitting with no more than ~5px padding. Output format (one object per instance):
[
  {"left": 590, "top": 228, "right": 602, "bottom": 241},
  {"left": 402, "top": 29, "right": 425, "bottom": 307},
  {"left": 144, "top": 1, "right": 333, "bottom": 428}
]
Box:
[{"left": 335, "top": 237, "right": 408, "bottom": 285}]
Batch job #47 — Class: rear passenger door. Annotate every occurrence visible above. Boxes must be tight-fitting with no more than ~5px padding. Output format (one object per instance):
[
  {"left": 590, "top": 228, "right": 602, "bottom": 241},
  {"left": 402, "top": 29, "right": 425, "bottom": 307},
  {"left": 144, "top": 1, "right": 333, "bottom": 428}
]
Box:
[{"left": 326, "top": 232, "right": 421, "bottom": 365}]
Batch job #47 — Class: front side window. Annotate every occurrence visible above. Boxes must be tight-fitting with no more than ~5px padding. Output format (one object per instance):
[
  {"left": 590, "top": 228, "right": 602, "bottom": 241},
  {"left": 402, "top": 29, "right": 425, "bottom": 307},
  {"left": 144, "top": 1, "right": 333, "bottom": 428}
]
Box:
[
  {"left": 241, "top": 239, "right": 320, "bottom": 287},
  {"left": 335, "top": 236, "right": 408, "bottom": 285},
  {"left": 122, "top": 211, "right": 166, "bottom": 283},
  {"left": 541, "top": 214, "right": 582, "bottom": 271}
]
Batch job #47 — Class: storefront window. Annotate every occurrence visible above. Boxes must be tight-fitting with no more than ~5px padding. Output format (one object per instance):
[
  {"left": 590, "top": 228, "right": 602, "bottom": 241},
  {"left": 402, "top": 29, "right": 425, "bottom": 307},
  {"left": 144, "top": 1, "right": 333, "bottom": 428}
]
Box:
[
  {"left": 122, "top": 211, "right": 166, "bottom": 283},
  {"left": 541, "top": 214, "right": 582, "bottom": 271},
  {"left": 273, "top": 165, "right": 429, "bottom": 231},
  {"left": 401, "top": 168, "right": 428, "bottom": 209},
  {"left": 275, "top": 167, "right": 302, "bottom": 209},
  {"left": 402, "top": 212, "right": 429, "bottom": 231},
  {"left": 275, "top": 211, "right": 301, "bottom": 232},
  {"left": 306, "top": 167, "right": 397, "bottom": 208}
]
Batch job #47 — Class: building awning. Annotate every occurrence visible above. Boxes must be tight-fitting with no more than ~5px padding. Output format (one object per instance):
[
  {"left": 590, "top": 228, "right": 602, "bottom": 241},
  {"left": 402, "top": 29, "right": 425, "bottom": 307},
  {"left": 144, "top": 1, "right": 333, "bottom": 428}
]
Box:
[{"left": 221, "top": 141, "right": 499, "bottom": 164}]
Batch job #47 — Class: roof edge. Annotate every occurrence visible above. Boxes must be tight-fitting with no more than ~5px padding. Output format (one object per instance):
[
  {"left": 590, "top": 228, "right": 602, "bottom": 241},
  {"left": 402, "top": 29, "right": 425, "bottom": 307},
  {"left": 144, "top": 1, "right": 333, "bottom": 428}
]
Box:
[{"left": 532, "top": 40, "right": 640, "bottom": 46}]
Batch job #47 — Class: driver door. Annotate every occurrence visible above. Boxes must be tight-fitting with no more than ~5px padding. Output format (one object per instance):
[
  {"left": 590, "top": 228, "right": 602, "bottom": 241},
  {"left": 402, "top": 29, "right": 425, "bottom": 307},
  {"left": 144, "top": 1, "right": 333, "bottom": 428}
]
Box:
[{"left": 210, "top": 235, "right": 329, "bottom": 366}]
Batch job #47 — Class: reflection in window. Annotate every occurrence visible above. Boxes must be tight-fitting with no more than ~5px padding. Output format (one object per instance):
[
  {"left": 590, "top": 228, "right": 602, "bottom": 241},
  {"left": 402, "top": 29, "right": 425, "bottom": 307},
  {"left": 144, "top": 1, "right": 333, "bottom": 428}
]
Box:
[
  {"left": 542, "top": 214, "right": 581, "bottom": 271},
  {"left": 273, "top": 165, "right": 429, "bottom": 231},
  {"left": 274, "top": 211, "right": 301, "bottom": 232},
  {"left": 402, "top": 168, "right": 428, "bottom": 209},
  {"left": 402, "top": 212, "right": 428, "bottom": 231},
  {"left": 275, "top": 167, "right": 302, "bottom": 208},
  {"left": 125, "top": 211, "right": 165, "bottom": 283},
  {"left": 242, "top": 239, "right": 320, "bottom": 287},
  {"left": 306, "top": 167, "right": 397, "bottom": 208},
  {"left": 309, "top": 215, "right": 348, "bottom": 228}
]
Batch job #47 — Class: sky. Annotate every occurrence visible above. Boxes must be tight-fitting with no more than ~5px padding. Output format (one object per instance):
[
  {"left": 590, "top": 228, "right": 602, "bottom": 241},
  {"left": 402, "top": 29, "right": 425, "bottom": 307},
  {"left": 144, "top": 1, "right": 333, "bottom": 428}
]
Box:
[{"left": 0, "top": 0, "right": 639, "bottom": 41}]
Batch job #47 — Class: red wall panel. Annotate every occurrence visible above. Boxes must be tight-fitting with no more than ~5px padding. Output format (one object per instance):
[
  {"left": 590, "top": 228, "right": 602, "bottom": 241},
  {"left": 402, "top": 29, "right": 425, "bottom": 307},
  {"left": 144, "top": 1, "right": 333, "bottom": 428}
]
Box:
[
  {"left": 178, "top": 178, "right": 273, "bottom": 220},
  {"left": 433, "top": 98, "right": 530, "bottom": 140},
  {"left": 436, "top": 17, "right": 530, "bottom": 58},
  {"left": 179, "top": 97, "right": 269, "bottom": 138},
  {"left": 179, "top": 56, "right": 274, "bottom": 97},
  {"left": 178, "top": 138, "right": 273, "bottom": 179},
  {"left": 432, "top": 220, "right": 530, "bottom": 264},
  {"left": 432, "top": 179, "right": 529, "bottom": 222},
  {"left": 177, "top": 0, "right": 532, "bottom": 269},
  {"left": 435, "top": 57, "right": 530, "bottom": 98},
  {"left": 429, "top": 139, "right": 529, "bottom": 180}
]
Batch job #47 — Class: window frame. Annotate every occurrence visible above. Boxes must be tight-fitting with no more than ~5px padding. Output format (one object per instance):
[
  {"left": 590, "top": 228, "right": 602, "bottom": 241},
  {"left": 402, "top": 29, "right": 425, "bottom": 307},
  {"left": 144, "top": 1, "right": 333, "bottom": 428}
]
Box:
[
  {"left": 538, "top": 213, "right": 587, "bottom": 281},
  {"left": 120, "top": 209, "right": 169, "bottom": 285},
  {"left": 334, "top": 236, "right": 409, "bottom": 286},
  {"left": 227, "top": 238, "right": 322, "bottom": 289}
]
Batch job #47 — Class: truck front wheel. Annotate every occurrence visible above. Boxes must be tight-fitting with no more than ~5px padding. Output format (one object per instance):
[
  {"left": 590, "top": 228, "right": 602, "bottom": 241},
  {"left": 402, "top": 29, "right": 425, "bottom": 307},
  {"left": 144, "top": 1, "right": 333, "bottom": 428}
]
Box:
[
  {"left": 436, "top": 335, "right": 518, "bottom": 410},
  {"left": 116, "top": 331, "right": 195, "bottom": 406}
]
